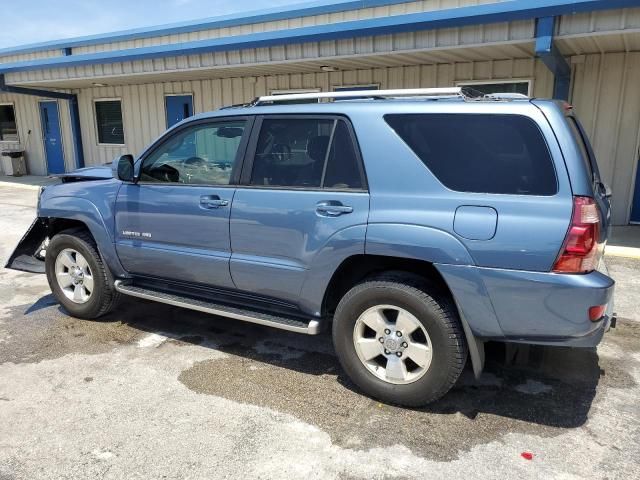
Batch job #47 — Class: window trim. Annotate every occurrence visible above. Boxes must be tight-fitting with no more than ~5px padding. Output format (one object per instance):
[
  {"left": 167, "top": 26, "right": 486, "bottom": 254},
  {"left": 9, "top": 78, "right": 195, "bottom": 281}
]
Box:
[
  {"left": 135, "top": 115, "right": 254, "bottom": 188},
  {"left": 163, "top": 92, "right": 195, "bottom": 129},
  {"left": 93, "top": 98, "right": 126, "bottom": 147},
  {"left": 0, "top": 102, "right": 19, "bottom": 143},
  {"left": 239, "top": 114, "right": 368, "bottom": 193},
  {"left": 456, "top": 79, "right": 534, "bottom": 97}
]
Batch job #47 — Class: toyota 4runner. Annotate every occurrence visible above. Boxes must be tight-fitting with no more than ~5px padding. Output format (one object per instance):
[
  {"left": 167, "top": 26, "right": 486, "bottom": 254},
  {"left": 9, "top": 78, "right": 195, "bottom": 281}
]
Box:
[{"left": 6, "top": 87, "right": 615, "bottom": 406}]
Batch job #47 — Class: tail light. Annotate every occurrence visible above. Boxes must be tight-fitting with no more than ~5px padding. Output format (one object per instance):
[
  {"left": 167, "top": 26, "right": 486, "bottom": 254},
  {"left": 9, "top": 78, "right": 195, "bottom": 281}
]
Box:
[{"left": 553, "top": 196, "right": 601, "bottom": 273}]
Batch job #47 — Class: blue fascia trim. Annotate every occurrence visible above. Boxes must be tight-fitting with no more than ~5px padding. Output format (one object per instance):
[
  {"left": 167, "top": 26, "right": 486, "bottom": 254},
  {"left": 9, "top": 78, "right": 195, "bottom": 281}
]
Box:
[
  {"left": 1, "top": 0, "right": 638, "bottom": 74},
  {"left": 535, "top": 16, "right": 571, "bottom": 100},
  {"left": 0, "top": 0, "right": 412, "bottom": 56}
]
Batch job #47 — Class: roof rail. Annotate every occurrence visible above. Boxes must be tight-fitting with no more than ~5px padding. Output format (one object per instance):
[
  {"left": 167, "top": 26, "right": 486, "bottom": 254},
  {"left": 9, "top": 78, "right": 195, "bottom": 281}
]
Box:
[{"left": 252, "top": 87, "right": 464, "bottom": 105}]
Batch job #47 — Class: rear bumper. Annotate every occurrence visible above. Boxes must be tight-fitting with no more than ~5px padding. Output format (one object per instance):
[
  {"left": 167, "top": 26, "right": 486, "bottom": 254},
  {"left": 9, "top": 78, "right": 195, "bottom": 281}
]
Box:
[
  {"left": 438, "top": 262, "right": 615, "bottom": 348},
  {"left": 480, "top": 266, "right": 614, "bottom": 347}
]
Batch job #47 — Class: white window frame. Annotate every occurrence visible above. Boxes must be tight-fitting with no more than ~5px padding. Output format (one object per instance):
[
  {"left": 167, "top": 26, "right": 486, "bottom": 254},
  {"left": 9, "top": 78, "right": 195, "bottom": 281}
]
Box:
[
  {"left": 0, "top": 102, "right": 19, "bottom": 143},
  {"left": 270, "top": 88, "right": 321, "bottom": 103},
  {"left": 456, "top": 79, "right": 534, "bottom": 97},
  {"left": 93, "top": 98, "right": 126, "bottom": 147},
  {"left": 332, "top": 83, "right": 380, "bottom": 91}
]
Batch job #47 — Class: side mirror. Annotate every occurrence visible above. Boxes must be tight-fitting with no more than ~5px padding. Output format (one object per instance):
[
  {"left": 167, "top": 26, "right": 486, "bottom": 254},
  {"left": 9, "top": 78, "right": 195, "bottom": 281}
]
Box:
[{"left": 113, "top": 154, "right": 135, "bottom": 182}]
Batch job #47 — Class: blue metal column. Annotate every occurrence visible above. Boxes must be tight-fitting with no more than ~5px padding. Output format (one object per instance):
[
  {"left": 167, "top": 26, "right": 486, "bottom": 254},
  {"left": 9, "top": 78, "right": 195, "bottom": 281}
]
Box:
[
  {"left": 68, "top": 96, "right": 85, "bottom": 169},
  {"left": 535, "top": 16, "right": 571, "bottom": 101}
]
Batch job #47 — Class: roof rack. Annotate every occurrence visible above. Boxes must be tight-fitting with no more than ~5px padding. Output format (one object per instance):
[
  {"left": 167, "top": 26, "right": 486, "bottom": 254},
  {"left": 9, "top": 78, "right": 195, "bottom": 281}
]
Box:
[{"left": 252, "top": 87, "right": 465, "bottom": 105}]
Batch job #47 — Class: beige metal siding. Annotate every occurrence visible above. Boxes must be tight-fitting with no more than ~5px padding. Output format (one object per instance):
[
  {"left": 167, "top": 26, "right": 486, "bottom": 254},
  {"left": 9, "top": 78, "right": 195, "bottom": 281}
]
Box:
[
  {"left": 0, "top": 49, "right": 61, "bottom": 66},
  {"left": 0, "top": 93, "right": 75, "bottom": 175},
  {"left": 8, "top": 19, "right": 536, "bottom": 86},
  {"left": 75, "top": 57, "right": 552, "bottom": 166},
  {"left": 70, "top": 0, "right": 509, "bottom": 55},
  {"left": 571, "top": 52, "right": 640, "bottom": 225}
]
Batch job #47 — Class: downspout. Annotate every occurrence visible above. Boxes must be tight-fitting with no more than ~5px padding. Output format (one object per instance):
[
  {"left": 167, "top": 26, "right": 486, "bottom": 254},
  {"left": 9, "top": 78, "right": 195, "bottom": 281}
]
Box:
[
  {"left": 0, "top": 74, "right": 85, "bottom": 169},
  {"left": 535, "top": 16, "right": 571, "bottom": 101}
]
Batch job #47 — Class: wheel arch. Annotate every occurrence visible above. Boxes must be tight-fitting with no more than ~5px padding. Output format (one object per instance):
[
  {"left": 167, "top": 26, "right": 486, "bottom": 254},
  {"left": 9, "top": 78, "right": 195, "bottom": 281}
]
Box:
[{"left": 321, "top": 254, "right": 486, "bottom": 378}]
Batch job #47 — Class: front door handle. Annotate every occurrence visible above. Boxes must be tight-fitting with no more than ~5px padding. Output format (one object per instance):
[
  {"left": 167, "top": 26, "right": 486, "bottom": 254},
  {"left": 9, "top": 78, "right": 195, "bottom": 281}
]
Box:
[
  {"left": 200, "top": 195, "right": 229, "bottom": 209},
  {"left": 316, "top": 201, "right": 353, "bottom": 217}
]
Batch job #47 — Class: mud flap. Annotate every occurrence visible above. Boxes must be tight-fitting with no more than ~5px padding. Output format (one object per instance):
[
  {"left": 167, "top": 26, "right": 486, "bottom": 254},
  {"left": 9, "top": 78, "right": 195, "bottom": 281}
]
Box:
[{"left": 4, "top": 218, "right": 48, "bottom": 274}]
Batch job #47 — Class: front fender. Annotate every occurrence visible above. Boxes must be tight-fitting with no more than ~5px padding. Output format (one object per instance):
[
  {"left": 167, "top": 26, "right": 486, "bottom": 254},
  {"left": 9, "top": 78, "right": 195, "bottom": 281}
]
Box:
[{"left": 39, "top": 196, "right": 127, "bottom": 278}]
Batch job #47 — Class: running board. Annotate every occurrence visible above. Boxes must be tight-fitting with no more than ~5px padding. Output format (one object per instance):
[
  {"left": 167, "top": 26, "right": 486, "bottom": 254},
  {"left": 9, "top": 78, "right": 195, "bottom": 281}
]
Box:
[{"left": 114, "top": 280, "right": 323, "bottom": 335}]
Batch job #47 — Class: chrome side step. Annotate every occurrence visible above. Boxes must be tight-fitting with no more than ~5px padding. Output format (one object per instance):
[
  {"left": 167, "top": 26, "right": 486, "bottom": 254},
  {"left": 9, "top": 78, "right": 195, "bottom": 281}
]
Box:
[{"left": 114, "top": 280, "right": 323, "bottom": 335}]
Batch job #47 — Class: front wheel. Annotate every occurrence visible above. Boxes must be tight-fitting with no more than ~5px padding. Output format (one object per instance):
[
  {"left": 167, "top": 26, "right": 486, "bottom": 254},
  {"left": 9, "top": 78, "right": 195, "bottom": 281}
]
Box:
[
  {"left": 332, "top": 273, "right": 468, "bottom": 406},
  {"left": 45, "top": 229, "right": 120, "bottom": 319}
]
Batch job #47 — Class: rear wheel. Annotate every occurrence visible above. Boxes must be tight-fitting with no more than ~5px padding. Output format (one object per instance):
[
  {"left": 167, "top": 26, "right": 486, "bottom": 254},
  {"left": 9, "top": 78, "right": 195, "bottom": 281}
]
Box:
[
  {"left": 332, "top": 273, "right": 467, "bottom": 406},
  {"left": 46, "top": 230, "right": 119, "bottom": 319}
]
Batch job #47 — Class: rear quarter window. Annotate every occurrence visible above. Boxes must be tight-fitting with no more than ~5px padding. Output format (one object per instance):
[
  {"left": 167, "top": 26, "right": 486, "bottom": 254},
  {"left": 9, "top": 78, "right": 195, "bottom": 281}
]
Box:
[{"left": 384, "top": 113, "right": 558, "bottom": 195}]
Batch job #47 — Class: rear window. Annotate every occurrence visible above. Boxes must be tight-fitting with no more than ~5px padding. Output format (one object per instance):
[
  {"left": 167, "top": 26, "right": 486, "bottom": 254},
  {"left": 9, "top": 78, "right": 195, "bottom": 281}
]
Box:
[{"left": 385, "top": 113, "right": 558, "bottom": 195}]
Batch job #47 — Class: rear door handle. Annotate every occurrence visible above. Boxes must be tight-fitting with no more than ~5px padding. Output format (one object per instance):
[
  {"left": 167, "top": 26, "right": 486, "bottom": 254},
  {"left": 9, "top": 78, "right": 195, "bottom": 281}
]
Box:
[
  {"left": 316, "top": 201, "right": 353, "bottom": 217},
  {"left": 200, "top": 195, "right": 229, "bottom": 209}
]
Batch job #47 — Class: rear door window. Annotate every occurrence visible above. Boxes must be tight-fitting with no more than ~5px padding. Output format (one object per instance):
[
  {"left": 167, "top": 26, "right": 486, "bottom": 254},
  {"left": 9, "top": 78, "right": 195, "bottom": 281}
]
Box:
[
  {"left": 249, "top": 117, "right": 365, "bottom": 190},
  {"left": 385, "top": 113, "right": 557, "bottom": 195}
]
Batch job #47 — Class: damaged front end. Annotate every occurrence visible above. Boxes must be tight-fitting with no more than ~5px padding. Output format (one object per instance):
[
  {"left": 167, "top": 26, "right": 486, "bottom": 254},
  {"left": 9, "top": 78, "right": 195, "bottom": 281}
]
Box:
[{"left": 4, "top": 218, "right": 49, "bottom": 273}]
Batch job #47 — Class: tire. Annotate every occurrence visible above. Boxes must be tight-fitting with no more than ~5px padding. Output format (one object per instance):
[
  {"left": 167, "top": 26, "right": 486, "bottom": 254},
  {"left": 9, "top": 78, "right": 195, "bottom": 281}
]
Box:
[
  {"left": 332, "top": 272, "right": 467, "bottom": 407},
  {"left": 45, "top": 229, "right": 120, "bottom": 319}
]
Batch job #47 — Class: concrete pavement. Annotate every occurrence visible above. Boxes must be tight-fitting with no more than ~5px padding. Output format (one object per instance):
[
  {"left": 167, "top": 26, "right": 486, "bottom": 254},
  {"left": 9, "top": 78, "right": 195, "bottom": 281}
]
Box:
[{"left": 1, "top": 184, "right": 639, "bottom": 479}]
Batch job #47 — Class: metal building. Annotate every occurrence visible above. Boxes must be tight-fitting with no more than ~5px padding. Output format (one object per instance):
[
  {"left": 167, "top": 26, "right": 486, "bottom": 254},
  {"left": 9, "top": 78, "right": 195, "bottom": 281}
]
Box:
[{"left": 0, "top": 0, "right": 639, "bottom": 224}]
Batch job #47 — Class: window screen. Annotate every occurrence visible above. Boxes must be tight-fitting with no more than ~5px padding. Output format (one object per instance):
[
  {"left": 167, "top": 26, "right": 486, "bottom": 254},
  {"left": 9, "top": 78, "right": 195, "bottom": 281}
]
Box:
[
  {"left": 95, "top": 100, "right": 124, "bottom": 144},
  {"left": 0, "top": 104, "right": 18, "bottom": 142},
  {"left": 385, "top": 114, "right": 557, "bottom": 195},
  {"left": 250, "top": 118, "right": 363, "bottom": 189}
]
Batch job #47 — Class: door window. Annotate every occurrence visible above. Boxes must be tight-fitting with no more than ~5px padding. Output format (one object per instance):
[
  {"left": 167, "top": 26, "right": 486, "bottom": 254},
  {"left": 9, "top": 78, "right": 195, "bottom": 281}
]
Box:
[
  {"left": 250, "top": 118, "right": 364, "bottom": 190},
  {"left": 140, "top": 120, "right": 246, "bottom": 185}
]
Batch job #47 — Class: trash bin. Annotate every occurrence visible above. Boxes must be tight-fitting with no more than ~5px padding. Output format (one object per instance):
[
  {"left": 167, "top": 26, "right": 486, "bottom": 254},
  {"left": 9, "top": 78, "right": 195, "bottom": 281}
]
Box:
[{"left": 1, "top": 150, "right": 26, "bottom": 176}]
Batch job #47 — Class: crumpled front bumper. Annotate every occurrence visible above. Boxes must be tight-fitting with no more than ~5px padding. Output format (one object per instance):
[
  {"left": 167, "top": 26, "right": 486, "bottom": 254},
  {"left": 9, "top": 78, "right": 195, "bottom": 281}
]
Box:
[{"left": 4, "top": 218, "right": 48, "bottom": 274}]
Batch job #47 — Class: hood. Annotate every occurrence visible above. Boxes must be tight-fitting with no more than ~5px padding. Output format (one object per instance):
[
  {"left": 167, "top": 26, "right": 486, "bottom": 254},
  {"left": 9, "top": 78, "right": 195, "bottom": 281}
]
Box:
[{"left": 55, "top": 165, "right": 113, "bottom": 182}]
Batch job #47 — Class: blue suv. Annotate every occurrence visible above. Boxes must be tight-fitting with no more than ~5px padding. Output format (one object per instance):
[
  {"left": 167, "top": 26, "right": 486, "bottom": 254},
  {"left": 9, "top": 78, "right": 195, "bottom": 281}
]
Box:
[{"left": 6, "top": 88, "right": 615, "bottom": 406}]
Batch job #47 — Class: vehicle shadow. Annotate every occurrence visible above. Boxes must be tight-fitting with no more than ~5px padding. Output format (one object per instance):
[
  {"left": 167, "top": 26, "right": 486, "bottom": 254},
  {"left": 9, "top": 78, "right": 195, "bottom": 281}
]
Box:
[{"left": 88, "top": 296, "right": 612, "bottom": 430}]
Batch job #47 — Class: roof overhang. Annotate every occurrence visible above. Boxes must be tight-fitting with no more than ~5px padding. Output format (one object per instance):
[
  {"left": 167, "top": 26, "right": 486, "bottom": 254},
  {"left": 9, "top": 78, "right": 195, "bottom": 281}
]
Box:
[{"left": 0, "top": 0, "right": 638, "bottom": 76}]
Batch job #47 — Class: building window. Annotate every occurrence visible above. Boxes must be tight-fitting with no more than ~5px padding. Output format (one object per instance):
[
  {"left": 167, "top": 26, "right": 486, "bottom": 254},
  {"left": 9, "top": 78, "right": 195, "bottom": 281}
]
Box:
[
  {"left": 333, "top": 84, "right": 379, "bottom": 92},
  {"left": 269, "top": 89, "right": 321, "bottom": 105},
  {"left": 457, "top": 80, "right": 532, "bottom": 96},
  {"left": 95, "top": 99, "right": 124, "bottom": 145},
  {"left": 0, "top": 104, "right": 18, "bottom": 142}
]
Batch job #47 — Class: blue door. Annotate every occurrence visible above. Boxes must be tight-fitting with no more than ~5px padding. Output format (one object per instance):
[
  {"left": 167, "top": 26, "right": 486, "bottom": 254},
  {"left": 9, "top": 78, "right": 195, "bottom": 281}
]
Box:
[
  {"left": 165, "top": 95, "right": 193, "bottom": 128},
  {"left": 631, "top": 154, "right": 640, "bottom": 223},
  {"left": 39, "top": 101, "right": 65, "bottom": 174},
  {"left": 229, "top": 116, "right": 370, "bottom": 310}
]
